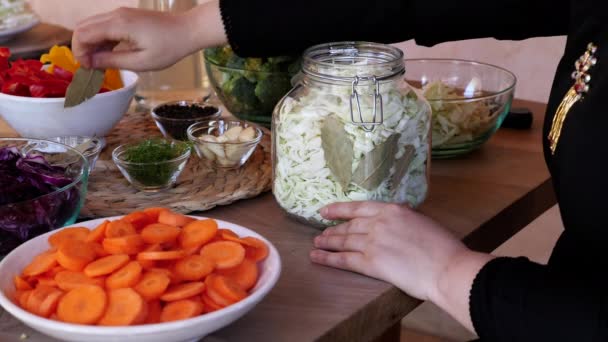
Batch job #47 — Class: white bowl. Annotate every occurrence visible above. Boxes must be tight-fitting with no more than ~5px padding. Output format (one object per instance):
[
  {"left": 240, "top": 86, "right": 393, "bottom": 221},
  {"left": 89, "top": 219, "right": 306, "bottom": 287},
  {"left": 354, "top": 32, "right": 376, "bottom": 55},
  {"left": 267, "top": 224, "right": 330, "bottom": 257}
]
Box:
[
  {"left": 0, "top": 70, "right": 138, "bottom": 138},
  {"left": 0, "top": 215, "right": 282, "bottom": 342},
  {"left": 0, "top": 17, "right": 39, "bottom": 43}
]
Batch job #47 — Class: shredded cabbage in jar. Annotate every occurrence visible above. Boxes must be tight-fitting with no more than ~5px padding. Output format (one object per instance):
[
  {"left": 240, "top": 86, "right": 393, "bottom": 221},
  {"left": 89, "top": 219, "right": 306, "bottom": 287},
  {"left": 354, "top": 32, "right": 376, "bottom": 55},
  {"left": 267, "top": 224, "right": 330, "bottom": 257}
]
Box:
[
  {"left": 423, "top": 80, "right": 500, "bottom": 147},
  {"left": 274, "top": 69, "right": 431, "bottom": 226}
]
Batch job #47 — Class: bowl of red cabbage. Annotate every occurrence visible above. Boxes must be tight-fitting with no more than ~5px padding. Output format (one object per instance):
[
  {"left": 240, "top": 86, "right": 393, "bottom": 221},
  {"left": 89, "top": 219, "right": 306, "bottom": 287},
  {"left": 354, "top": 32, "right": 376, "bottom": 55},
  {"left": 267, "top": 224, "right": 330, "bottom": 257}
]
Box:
[{"left": 0, "top": 138, "right": 89, "bottom": 255}]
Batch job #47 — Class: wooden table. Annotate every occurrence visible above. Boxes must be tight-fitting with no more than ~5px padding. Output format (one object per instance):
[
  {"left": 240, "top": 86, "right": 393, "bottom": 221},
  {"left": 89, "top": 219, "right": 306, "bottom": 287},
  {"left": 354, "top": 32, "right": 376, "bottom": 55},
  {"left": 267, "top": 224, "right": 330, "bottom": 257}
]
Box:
[{"left": 0, "top": 100, "right": 556, "bottom": 342}]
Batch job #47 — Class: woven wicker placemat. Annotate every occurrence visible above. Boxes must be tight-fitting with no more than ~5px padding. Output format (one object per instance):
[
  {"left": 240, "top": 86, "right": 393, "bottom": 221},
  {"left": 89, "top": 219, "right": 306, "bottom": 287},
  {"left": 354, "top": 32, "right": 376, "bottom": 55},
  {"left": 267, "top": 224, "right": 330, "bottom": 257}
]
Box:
[{"left": 80, "top": 110, "right": 272, "bottom": 218}]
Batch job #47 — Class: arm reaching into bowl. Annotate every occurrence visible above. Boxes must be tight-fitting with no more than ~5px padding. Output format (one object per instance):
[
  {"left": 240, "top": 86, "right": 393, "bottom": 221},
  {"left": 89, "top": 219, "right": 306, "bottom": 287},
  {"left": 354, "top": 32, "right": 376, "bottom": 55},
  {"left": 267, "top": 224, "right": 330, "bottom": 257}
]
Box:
[
  {"left": 72, "top": 2, "right": 226, "bottom": 71},
  {"left": 72, "top": 0, "right": 568, "bottom": 71}
]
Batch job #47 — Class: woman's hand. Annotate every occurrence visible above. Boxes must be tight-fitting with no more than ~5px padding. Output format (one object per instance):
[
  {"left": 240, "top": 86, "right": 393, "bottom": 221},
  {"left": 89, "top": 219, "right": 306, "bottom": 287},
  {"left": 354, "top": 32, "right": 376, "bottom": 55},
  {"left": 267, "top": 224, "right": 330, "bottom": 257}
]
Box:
[
  {"left": 71, "top": 1, "right": 226, "bottom": 71},
  {"left": 310, "top": 201, "right": 468, "bottom": 301}
]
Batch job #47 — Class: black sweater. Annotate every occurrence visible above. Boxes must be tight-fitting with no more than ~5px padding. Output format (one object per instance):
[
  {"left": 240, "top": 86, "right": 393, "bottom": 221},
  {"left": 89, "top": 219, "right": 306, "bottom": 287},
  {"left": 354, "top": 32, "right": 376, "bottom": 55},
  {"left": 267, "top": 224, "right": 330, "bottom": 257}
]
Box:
[{"left": 220, "top": 0, "right": 608, "bottom": 340}]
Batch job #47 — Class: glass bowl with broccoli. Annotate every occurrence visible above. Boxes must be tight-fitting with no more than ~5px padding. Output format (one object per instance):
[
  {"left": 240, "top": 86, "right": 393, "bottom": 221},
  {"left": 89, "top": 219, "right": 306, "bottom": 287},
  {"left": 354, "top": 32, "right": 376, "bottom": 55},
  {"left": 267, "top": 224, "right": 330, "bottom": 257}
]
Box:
[{"left": 204, "top": 46, "right": 300, "bottom": 127}]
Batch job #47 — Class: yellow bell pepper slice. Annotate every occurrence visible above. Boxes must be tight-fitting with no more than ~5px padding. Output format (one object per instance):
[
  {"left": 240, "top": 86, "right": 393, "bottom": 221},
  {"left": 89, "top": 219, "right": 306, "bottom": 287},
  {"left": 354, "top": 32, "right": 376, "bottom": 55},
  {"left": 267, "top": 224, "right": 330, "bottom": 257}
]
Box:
[
  {"left": 40, "top": 45, "right": 79, "bottom": 73},
  {"left": 40, "top": 45, "right": 124, "bottom": 90}
]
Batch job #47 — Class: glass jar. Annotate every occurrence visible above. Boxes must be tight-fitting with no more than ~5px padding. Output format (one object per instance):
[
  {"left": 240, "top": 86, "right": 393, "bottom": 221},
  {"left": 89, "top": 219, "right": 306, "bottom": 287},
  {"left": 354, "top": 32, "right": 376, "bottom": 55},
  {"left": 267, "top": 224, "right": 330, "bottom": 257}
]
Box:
[
  {"left": 135, "top": 0, "right": 211, "bottom": 109},
  {"left": 272, "top": 42, "right": 431, "bottom": 228}
]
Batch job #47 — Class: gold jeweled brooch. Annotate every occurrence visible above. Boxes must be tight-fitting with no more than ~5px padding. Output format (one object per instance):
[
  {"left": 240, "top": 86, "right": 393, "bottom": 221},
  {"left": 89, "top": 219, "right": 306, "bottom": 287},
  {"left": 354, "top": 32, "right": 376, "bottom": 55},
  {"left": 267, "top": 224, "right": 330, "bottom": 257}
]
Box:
[{"left": 548, "top": 43, "right": 598, "bottom": 154}]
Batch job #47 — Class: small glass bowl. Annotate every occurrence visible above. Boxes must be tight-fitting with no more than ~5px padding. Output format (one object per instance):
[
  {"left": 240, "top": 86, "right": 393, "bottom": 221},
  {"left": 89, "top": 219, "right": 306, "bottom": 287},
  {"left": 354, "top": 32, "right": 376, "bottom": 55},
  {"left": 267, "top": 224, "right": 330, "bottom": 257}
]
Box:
[
  {"left": 187, "top": 120, "right": 263, "bottom": 169},
  {"left": 0, "top": 138, "right": 88, "bottom": 256},
  {"left": 112, "top": 139, "right": 191, "bottom": 192},
  {"left": 47, "top": 136, "right": 105, "bottom": 172},
  {"left": 151, "top": 100, "right": 222, "bottom": 141}
]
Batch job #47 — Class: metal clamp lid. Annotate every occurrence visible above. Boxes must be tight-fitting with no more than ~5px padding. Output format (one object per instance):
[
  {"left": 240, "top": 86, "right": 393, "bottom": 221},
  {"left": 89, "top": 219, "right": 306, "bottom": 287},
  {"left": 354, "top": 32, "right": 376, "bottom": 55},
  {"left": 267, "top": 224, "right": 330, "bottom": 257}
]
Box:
[{"left": 350, "top": 76, "right": 383, "bottom": 132}]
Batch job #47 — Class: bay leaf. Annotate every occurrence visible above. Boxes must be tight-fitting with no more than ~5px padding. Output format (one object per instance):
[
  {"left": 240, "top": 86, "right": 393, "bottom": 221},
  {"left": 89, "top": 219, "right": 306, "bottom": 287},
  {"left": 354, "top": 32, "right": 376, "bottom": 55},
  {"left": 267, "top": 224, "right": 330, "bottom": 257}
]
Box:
[
  {"left": 321, "top": 114, "right": 354, "bottom": 191},
  {"left": 352, "top": 133, "right": 400, "bottom": 190},
  {"left": 390, "top": 144, "right": 416, "bottom": 189},
  {"left": 64, "top": 68, "right": 105, "bottom": 108}
]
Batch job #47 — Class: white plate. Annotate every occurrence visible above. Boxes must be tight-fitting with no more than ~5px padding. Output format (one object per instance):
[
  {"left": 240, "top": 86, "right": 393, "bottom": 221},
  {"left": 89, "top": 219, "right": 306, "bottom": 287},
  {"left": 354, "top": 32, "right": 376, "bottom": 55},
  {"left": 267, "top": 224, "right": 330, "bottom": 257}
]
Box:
[
  {"left": 0, "top": 215, "right": 282, "bottom": 342},
  {"left": 0, "top": 17, "right": 39, "bottom": 43}
]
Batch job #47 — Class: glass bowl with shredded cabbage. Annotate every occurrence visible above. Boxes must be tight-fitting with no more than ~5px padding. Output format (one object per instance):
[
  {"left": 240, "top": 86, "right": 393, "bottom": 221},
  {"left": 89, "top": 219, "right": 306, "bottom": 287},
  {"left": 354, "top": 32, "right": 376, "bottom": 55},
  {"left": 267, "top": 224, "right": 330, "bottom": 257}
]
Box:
[{"left": 404, "top": 59, "right": 516, "bottom": 159}]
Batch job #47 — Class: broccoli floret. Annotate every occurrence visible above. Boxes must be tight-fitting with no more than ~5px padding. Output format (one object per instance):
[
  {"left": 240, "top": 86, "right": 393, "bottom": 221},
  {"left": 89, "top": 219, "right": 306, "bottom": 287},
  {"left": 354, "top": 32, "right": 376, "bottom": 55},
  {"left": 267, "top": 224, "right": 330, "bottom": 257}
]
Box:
[
  {"left": 254, "top": 74, "right": 292, "bottom": 111},
  {"left": 205, "top": 46, "right": 233, "bottom": 65},
  {"left": 221, "top": 76, "right": 259, "bottom": 112},
  {"left": 225, "top": 54, "right": 246, "bottom": 69}
]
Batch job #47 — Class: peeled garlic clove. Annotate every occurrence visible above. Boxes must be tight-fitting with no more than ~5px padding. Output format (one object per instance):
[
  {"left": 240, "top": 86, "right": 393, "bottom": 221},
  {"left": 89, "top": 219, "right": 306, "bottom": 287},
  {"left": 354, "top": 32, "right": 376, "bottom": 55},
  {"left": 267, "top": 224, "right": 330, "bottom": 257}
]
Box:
[
  {"left": 197, "top": 145, "right": 216, "bottom": 161},
  {"left": 206, "top": 143, "right": 226, "bottom": 159},
  {"left": 238, "top": 126, "right": 257, "bottom": 142},
  {"left": 223, "top": 126, "right": 243, "bottom": 142},
  {"left": 199, "top": 134, "right": 217, "bottom": 143},
  {"left": 225, "top": 145, "right": 244, "bottom": 162},
  {"left": 216, "top": 135, "right": 229, "bottom": 143}
]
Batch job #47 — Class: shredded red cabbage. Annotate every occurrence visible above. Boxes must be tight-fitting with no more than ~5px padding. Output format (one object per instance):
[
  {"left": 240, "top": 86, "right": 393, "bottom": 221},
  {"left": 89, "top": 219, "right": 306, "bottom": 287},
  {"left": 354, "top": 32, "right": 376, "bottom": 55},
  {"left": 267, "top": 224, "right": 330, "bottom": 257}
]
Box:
[{"left": 0, "top": 146, "right": 82, "bottom": 254}]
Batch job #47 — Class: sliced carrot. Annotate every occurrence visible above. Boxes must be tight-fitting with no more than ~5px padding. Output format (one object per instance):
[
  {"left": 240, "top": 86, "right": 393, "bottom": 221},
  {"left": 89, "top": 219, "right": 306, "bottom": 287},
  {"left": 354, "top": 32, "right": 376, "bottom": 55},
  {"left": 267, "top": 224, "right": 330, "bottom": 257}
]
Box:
[
  {"left": 37, "top": 289, "right": 64, "bottom": 318},
  {"left": 14, "top": 275, "right": 32, "bottom": 291},
  {"left": 179, "top": 219, "right": 218, "bottom": 249},
  {"left": 22, "top": 251, "right": 58, "bottom": 277},
  {"left": 201, "top": 293, "right": 225, "bottom": 313},
  {"left": 90, "top": 242, "right": 110, "bottom": 257},
  {"left": 200, "top": 241, "right": 245, "bottom": 269},
  {"left": 98, "top": 288, "right": 147, "bottom": 326},
  {"left": 174, "top": 255, "right": 214, "bottom": 281},
  {"left": 18, "top": 290, "right": 32, "bottom": 308},
  {"left": 216, "top": 258, "right": 258, "bottom": 291},
  {"left": 106, "top": 261, "right": 143, "bottom": 289},
  {"left": 26, "top": 285, "right": 62, "bottom": 317},
  {"left": 105, "top": 220, "right": 137, "bottom": 238},
  {"left": 56, "top": 242, "right": 97, "bottom": 272},
  {"left": 160, "top": 299, "right": 203, "bottom": 323},
  {"left": 103, "top": 235, "right": 145, "bottom": 255},
  {"left": 209, "top": 275, "right": 247, "bottom": 303},
  {"left": 242, "top": 237, "right": 270, "bottom": 262},
  {"left": 141, "top": 223, "right": 181, "bottom": 244},
  {"left": 122, "top": 211, "right": 154, "bottom": 230},
  {"left": 83, "top": 254, "right": 130, "bottom": 278},
  {"left": 137, "top": 250, "right": 185, "bottom": 261},
  {"left": 55, "top": 271, "right": 103, "bottom": 291},
  {"left": 160, "top": 282, "right": 205, "bottom": 302},
  {"left": 46, "top": 266, "right": 67, "bottom": 278},
  {"left": 57, "top": 285, "right": 107, "bottom": 324},
  {"left": 158, "top": 211, "right": 195, "bottom": 227},
  {"left": 134, "top": 271, "right": 171, "bottom": 301},
  {"left": 218, "top": 229, "right": 238, "bottom": 240},
  {"left": 48, "top": 227, "right": 90, "bottom": 249},
  {"left": 206, "top": 284, "right": 235, "bottom": 307},
  {"left": 145, "top": 300, "right": 162, "bottom": 324},
  {"left": 138, "top": 244, "right": 161, "bottom": 269},
  {"left": 85, "top": 220, "right": 108, "bottom": 243},
  {"left": 36, "top": 277, "right": 57, "bottom": 287},
  {"left": 143, "top": 207, "right": 170, "bottom": 223}
]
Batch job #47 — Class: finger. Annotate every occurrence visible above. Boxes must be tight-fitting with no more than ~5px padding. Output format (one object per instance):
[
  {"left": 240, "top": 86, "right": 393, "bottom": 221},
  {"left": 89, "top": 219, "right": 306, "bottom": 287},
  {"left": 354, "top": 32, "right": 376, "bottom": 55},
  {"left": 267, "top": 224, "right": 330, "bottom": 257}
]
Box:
[
  {"left": 309, "top": 250, "right": 367, "bottom": 273},
  {"left": 72, "top": 20, "right": 130, "bottom": 62},
  {"left": 321, "top": 201, "right": 386, "bottom": 220},
  {"left": 313, "top": 233, "right": 367, "bottom": 252},
  {"left": 90, "top": 50, "right": 145, "bottom": 70},
  {"left": 322, "top": 218, "right": 370, "bottom": 236}
]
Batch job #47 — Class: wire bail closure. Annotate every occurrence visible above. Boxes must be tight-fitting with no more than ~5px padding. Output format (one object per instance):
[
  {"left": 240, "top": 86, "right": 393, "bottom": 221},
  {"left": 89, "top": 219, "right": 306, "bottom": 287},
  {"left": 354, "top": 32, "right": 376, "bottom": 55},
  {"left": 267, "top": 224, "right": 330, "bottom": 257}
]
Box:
[{"left": 350, "top": 76, "right": 383, "bottom": 132}]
